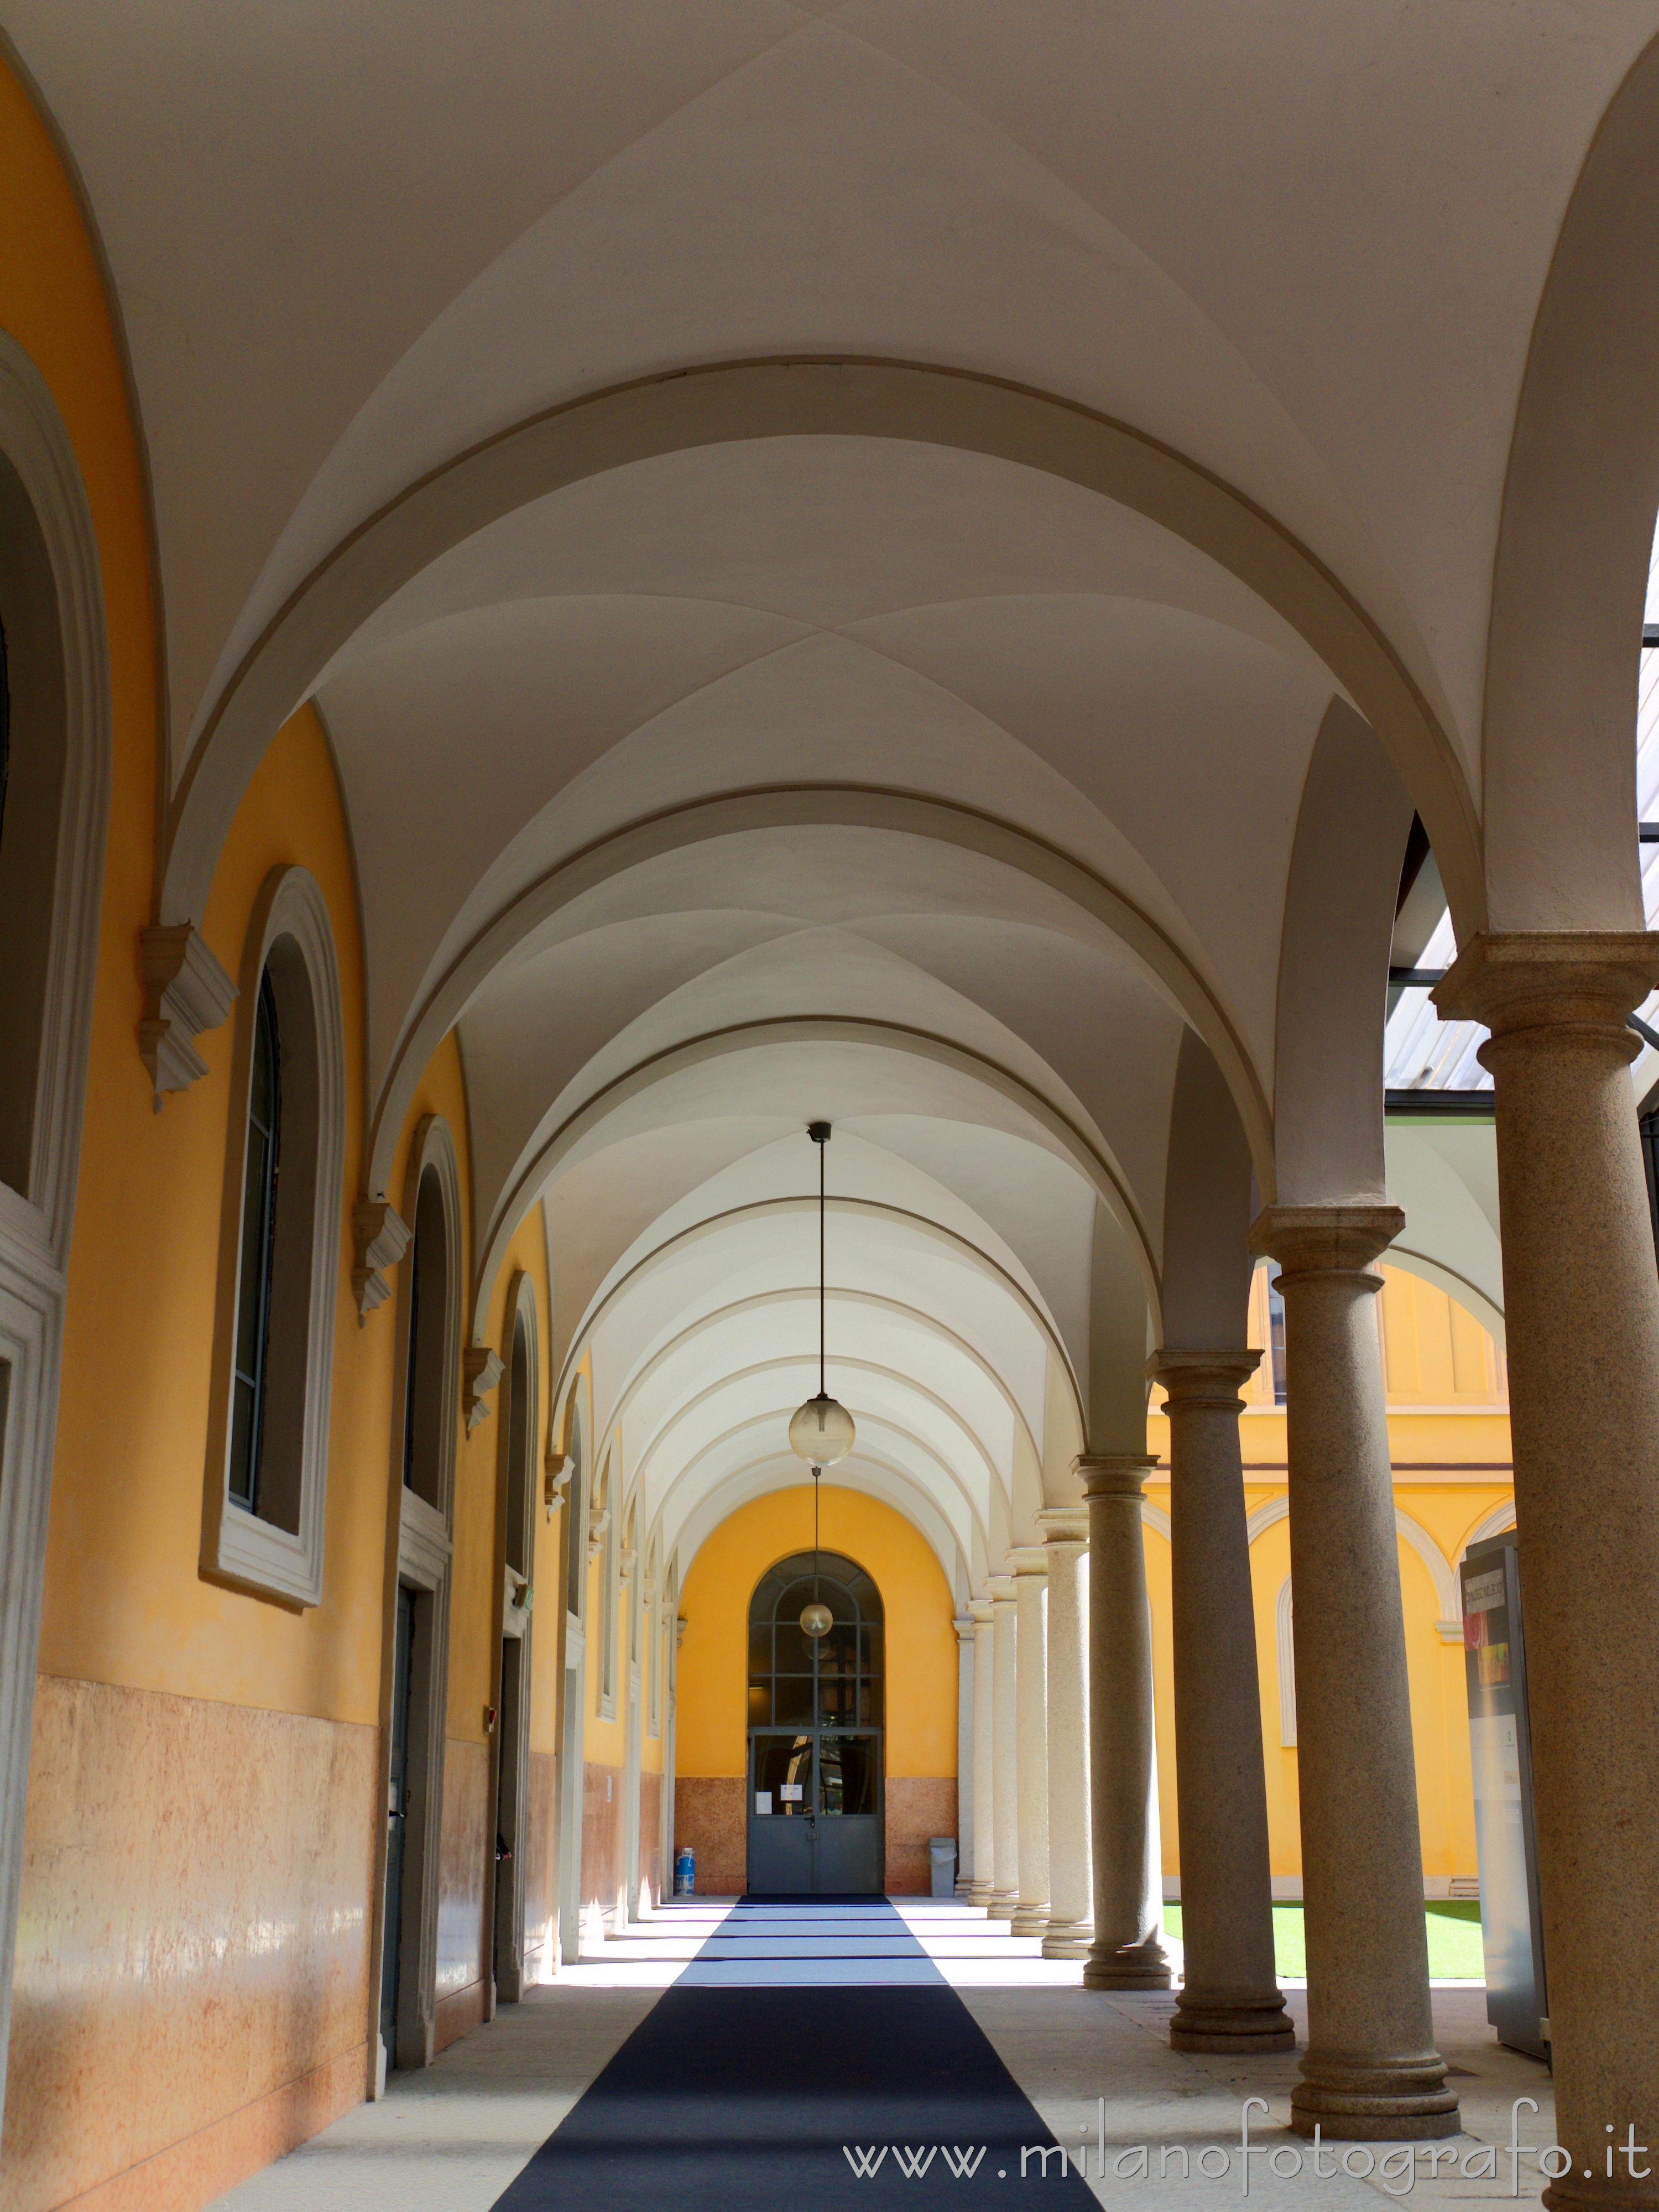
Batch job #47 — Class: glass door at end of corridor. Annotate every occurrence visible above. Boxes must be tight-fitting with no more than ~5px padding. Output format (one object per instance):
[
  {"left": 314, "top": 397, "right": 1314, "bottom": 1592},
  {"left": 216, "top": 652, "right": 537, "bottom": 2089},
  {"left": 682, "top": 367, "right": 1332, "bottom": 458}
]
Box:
[
  {"left": 747, "top": 1731, "right": 816, "bottom": 1892},
  {"left": 745, "top": 1550, "right": 885, "bottom": 1894}
]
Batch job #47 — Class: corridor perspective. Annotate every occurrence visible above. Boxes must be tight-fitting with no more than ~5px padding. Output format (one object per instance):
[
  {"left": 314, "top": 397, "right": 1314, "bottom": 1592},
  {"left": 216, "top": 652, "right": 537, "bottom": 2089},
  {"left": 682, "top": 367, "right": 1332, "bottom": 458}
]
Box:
[{"left": 1, "top": 6, "right": 1658, "bottom": 2210}]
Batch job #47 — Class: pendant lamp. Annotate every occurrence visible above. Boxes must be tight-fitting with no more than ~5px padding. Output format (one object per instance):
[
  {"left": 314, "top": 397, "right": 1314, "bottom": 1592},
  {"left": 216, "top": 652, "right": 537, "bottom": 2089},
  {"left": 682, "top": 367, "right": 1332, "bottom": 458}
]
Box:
[
  {"left": 800, "top": 1463, "right": 832, "bottom": 1640},
  {"left": 787, "top": 1123, "right": 855, "bottom": 1467},
  {"left": 790, "top": 1122, "right": 851, "bottom": 1640}
]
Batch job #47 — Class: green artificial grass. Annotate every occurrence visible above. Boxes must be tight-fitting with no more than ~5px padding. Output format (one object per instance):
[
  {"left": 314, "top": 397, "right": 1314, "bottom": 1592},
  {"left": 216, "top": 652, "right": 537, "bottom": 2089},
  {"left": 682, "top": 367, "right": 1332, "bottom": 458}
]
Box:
[{"left": 1161, "top": 1900, "right": 1487, "bottom": 1980}]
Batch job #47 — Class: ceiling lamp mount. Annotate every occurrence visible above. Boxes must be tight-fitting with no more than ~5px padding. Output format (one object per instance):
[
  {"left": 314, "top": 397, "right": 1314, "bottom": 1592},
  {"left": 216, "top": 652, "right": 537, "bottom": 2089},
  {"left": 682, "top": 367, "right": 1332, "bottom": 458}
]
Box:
[{"left": 790, "top": 1122, "right": 853, "bottom": 1641}]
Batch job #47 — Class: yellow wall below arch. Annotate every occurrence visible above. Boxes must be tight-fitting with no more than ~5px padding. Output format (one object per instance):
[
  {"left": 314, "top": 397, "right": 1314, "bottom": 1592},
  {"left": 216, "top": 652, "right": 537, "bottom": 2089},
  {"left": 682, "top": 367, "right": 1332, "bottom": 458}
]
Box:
[{"left": 672, "top": 1486, "right": 959, "bottom": 1895}]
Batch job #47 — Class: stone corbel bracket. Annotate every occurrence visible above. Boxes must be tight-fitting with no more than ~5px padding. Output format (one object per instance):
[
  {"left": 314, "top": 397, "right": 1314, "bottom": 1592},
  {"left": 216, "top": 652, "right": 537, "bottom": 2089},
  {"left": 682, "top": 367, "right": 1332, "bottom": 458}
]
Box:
[
  {"left": 351, "top": 1199, "right": 410, "bottom": 1324},
  {"left": 462, "top": 1344, "right": 504, "bottom": 1431},
  {"left": 139, "top": 923, "right": 238, "bottom": 1107},
  {"left": 544, "top": 1452, "right": 575, "bottom": 1521},
  {"left": 587, "top": 1504, "right": 611, "bottom": 1562}
]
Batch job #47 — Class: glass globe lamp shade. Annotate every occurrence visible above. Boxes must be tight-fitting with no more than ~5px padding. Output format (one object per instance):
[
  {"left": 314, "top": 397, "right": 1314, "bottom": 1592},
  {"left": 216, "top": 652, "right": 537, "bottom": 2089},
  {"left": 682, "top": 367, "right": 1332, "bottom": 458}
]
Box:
[
  {"left": 789, "top": 1391, "right": 855, "bottom": 1465},
  {"left": 800, "top": 1599, "right": 833, "bottom": 1639}
]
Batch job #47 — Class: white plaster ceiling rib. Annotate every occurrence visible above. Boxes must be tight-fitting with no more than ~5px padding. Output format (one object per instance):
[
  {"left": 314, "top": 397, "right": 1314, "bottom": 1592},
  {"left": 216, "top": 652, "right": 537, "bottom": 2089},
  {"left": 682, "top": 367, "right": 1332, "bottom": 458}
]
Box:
[
  {"left": 150, "top": 361, "right": 1483, "bottom": 938},
  {"left": 663, "top": 1450, "right": 968, "bottom": 1599},
  {"left": 325, "top": 572, "right": 1331, "bottom": 1073},
  {"left": 469, "top": 1015, "right": 1158, "bottom": 1344},
  {"left": 459, "top": 916, "right": 1186, "bottom": 1296},
  {"left": 654, "top": 1414, "right": 981, "bottom": 1571},
  {"left": 367, "top": 786, "right": 1272, "bottom": 1207},
  {"left": 628, "top": 1359, "right": 1006, "bottom": 1536},
  {"left": 571, "top": 1239, "right": 1066, "bottom": 1442}
]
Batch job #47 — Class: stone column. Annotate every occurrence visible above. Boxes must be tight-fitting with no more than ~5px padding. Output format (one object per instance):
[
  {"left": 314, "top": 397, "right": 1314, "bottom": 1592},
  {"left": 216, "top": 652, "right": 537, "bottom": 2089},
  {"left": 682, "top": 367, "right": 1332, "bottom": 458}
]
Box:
[
  {"left": 1007, "top": 1550, "right": 1050, "bottom": 1936},
  {"left": 1152, "top": 1349, "right": 1293, "bottom": 2052},
  {"left": 968, "top": 1598, "right": 995, "bottom": 1907},
  {"left": 1080, "top": 1457, "right": 1170, "bottom": 1988},
  {"left": 1249, "top": 1207, "right": 1457, "bottom": 2140},
  {"left": 1437, "top": 935, "right": 1659, "bottom": 2205},
  {"left": 953, "top": 1616, "right": 975, "bottom": 1897},
  {"left": 987, "top": 1574, "right": 1019, "bottom": 1919},
  {"left": 1037, "top": 1507, "right": 1091, "bottom": 1958}
]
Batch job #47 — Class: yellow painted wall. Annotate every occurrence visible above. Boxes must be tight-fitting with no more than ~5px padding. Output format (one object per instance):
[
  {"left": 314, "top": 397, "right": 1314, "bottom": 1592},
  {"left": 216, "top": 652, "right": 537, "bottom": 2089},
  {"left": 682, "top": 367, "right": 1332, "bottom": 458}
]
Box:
[
  {"left": 676, "top": 1487, "right": 957, "bottom": 1781},
  {"left": 1144, "top": 1266, "right": 1513, "bottom": 1890},
  {"left": 43, "top": 704, "right": 395, "bottom": 1726}
]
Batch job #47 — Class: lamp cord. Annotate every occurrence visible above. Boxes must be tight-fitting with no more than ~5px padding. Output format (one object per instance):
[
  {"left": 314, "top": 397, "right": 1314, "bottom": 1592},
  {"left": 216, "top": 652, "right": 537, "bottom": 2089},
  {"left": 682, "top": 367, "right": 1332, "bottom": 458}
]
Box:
[{"left": 818, "top": 1134, "right": 826, "bottom": 1396}]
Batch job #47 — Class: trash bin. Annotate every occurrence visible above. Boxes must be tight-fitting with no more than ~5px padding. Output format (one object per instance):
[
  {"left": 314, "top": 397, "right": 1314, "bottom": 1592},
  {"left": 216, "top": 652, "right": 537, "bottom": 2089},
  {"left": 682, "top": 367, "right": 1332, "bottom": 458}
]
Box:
[
  {"left": 674, "top": 1846, "right": 695, "bottom": 1897},
  {"left": 927, "top": 1837, "right": 957, "bottom": 1899}
]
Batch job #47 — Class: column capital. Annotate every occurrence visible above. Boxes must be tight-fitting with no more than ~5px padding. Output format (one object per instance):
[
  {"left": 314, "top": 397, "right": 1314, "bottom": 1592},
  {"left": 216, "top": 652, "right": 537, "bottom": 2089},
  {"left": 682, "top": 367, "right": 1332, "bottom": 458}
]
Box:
[
  {"left": 1076, "top": 1452, "right": 1157, "bottom": 1502},
  {"left": 1149, "top": 1346, "right": 1261, "bottom": 1404},
  {"left": 985, "top": 1573, "right": 1018, "bottom": 1604},
  {"left": 1248, "top": 1204, "right": 1402, "bottom": 1276},
  {"left": 967, "top": 1596, "right": 994, "bottom": 1625},
  {"left": 1006, "top": 1545, "right": 1048, "bottom": 1577},
  {"left": 953, "top": 1614, "right": 976, "bottom": 1644},
  {"left": 1036, "top": 1505, "right": 1089, "bottom": 1548},
  {"left": 1434, "top": 929, "right": 1659, "bottom": 1056}
]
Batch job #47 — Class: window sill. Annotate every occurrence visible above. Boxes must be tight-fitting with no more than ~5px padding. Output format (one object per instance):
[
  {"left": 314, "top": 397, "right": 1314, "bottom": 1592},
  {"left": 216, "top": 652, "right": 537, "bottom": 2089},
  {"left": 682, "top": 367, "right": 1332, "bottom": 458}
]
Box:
[{"left": 204, "top": 1497, "right": 321, "bottom": 1609}]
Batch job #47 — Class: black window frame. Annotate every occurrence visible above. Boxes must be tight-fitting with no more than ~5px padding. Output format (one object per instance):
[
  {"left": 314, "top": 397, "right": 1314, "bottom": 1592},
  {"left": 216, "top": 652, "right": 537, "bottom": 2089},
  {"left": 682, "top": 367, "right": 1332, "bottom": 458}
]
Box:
[{"left": 228, "top": 970, "right": 281, "bottom": 1513}]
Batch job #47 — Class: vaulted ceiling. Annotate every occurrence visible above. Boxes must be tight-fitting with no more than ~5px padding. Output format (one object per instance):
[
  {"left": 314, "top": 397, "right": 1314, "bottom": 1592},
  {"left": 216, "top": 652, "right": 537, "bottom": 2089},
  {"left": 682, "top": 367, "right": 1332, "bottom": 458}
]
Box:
[{"left": 13, "top": 1, "right": 1657, "bottom": 1588}]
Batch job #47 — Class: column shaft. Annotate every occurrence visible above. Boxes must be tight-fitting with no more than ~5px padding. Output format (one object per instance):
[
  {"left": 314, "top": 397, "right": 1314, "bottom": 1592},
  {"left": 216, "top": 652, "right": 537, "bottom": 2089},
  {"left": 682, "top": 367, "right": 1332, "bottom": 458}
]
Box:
[
  {"left": 968, "top": 1599, "right": 995, "bottom": 1907},
  {"left": 1081, "top": 1457, "right": 1170, "bottom": 1989},
  {"left": 1008, "top": 1551, "right": 1050, "bottom": 1936},
  {"left": 1037, "top": 1509, "right": 1091, "bottom": 1958},
  {"left": 1154, "top": 1349, "right": 1293, "bottom": 2052},
  {"left": 954, "top": 1616, "right": 976, "bottom": 1898},
  {"left": 1437, "top": 934, "right": 1659, "bottom": 2210},
  {"left": 988, "top": 1575, "right": 1019, "bottom": 1918},
  {"left": 1250, "top": 1207, "right": 1457, "bottom": 2139}
]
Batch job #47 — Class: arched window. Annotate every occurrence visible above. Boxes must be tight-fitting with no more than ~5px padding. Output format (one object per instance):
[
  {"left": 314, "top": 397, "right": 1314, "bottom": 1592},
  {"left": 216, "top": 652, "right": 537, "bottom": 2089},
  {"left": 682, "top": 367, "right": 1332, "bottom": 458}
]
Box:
[
  {"left": 748, "top": 1551, "right": 885, "bottom": 1735},
  {"left": 564, "top": 1407, "right": 585, "bottom": 1620},
  {"left": 402, "top": 1165, "right": 452, "bottom": 1509},
  {"left": 207, "top": 868, "right": 345, "bottom": 1608},
  {"left": 0, "top": 453, "right": 70, "bottom": 1201},
  {"left": 227, "top": 974, "right": 280, "bottom": 1509}
]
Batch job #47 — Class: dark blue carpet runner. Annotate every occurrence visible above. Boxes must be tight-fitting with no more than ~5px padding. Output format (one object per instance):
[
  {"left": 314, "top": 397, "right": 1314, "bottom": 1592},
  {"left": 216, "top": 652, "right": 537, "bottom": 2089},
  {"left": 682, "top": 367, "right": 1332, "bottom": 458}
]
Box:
[{"left": 491, "top": 1900, "right": 1095, "bottom": 2208}]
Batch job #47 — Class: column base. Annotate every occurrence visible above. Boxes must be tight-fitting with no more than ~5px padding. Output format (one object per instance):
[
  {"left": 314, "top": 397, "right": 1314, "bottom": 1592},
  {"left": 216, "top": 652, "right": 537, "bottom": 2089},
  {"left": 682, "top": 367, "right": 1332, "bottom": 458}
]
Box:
[
  {"left": 1170, "top": 1989, "right": 1296, "bottom": 2053},
  {"left": 954, "top": 1877, "right": 974, "bottom": 1900},
  {"left": 1009, "top": 1901, "right": 1050, "bottom": 1936},
  {"left": 1041, "top": 1915, "right": 1093, "bottom": 1959},
  {"left": 969, "top": 1880, "right": 993, "bottom": 1907},
  {"left": 1083, "top": 1933, "right": 1172, "bottom": 1989},
  {"left": 1290, "top": 2056, "right": 1459, "bottom": 2141},
  {"left": 987, "top": 1888, "right": 1019, "bottom": 1921}
]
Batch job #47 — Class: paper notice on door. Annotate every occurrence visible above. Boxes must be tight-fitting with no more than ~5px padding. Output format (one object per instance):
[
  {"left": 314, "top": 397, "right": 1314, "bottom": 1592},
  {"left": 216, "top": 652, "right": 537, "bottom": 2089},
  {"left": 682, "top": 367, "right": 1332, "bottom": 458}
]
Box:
[
  {"left": 755, "top": 1791, "right": 772, "bottom": 1815},
  {"left": 780, "top": 1782, "right": 803, "bottom": 1802}
]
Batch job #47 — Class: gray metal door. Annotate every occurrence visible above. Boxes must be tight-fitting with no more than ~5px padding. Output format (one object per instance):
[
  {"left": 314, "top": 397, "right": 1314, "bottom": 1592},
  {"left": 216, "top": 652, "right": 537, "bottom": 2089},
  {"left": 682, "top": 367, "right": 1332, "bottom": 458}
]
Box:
[{"left": 745, "top": 1551, "right": 885, "bottom": 1893}]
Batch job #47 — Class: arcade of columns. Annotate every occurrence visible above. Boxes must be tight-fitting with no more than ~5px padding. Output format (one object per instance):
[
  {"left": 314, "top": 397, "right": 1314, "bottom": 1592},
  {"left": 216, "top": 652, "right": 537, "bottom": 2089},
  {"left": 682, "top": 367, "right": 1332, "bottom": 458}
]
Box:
[{"left": 956, "top": 949, "right": 1659, "bottom": 2163}]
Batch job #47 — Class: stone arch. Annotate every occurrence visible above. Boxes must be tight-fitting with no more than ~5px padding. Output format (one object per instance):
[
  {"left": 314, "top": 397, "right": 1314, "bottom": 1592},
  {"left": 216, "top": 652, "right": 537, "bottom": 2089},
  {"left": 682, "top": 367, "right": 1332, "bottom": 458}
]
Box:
[
  {"left": 370, "top": 787, "right": 1272, "bottom": 1228},
  {"left": 553, "top": 1200, "right": 1083, "bottom": 1444},
  {"left": 1482, "top": 32, "right": 1659, "bottom": 931},
  {"left": 1271, "top": 701, "right": 1416, "bottom": 1206},
  {"left": 0, "top": 328, "right": 113, "bottom": 2134},
  {"left": 161, "top": 358, "right": 1483, "bottom": 937},
  {"left": 471, "top": 1013, "right": 1164, "bottom": 1345}
]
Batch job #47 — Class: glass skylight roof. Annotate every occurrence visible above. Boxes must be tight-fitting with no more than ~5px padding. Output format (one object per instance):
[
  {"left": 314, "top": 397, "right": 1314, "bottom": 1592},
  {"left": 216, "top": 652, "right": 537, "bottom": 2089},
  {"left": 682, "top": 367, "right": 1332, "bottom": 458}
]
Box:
[{"left": 1383, "top": 514, "right": 1659, "bottom": 1097}]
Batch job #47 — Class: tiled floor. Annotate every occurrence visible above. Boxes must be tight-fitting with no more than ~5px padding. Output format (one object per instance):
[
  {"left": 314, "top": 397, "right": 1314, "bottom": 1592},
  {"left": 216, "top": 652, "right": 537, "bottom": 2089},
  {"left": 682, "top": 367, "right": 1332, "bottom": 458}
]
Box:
[{"left": 207, "top": 1900, "right": 1555, "bottom": 2212}]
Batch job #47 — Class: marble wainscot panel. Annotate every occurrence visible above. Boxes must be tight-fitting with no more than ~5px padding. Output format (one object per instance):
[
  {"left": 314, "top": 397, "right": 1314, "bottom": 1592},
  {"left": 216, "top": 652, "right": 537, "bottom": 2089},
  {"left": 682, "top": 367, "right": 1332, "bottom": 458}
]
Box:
[
  {"left": 885, "top": 1777, "right": 958, "bottom": 1893},
  {"left": 2, "top": 1676, "right": 376, "bottom": 2212},
  {"left": 433, "top": 1739, "right": 489, "bottom": 2051},
  {"left": 672, "top": 1777, "right": 745, "bottom": 1896},
  {"left": 521, "top": 1748, "right": 558, "bottom": 1982},
  {"left": 580, "top": 1763, "right": 623, "bottom": 1931},
  {"left": 638, "top": 1770, "right": 663, "bottom": 1905}
]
